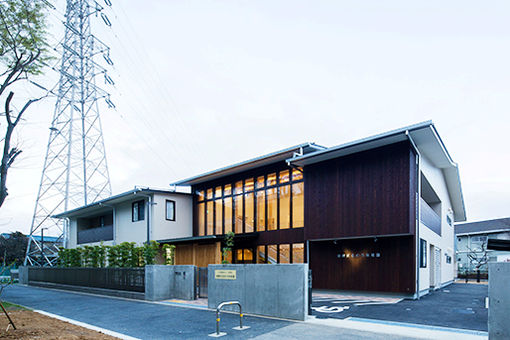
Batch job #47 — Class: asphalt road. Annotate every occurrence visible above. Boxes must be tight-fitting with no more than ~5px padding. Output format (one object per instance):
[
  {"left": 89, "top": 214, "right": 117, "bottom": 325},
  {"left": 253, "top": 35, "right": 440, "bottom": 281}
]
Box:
[
  {"left": 311, "top": 283, "right": 488, "bottom": 331},
  {"left": 2, "top": 285, "right": 413, "bottom": 340}
]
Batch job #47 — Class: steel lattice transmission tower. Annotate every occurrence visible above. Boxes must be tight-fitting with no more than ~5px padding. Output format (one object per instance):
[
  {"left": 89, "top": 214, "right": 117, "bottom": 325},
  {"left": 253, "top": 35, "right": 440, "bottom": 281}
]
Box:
[{"left": 25, "top": 0, "right": 115, "bottom": 266}]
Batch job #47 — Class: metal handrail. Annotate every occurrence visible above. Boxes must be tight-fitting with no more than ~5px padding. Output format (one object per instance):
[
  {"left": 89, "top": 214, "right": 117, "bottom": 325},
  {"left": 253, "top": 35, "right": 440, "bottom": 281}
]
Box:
[{"left": 214, "top": 301, "right": 246, "bottom": 336}]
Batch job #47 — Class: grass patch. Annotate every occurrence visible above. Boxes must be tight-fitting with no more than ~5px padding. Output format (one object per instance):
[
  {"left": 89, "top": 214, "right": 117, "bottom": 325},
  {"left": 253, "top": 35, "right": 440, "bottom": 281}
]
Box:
[{"left": 0, "top": 301, "right": 29, "bottom": 311}]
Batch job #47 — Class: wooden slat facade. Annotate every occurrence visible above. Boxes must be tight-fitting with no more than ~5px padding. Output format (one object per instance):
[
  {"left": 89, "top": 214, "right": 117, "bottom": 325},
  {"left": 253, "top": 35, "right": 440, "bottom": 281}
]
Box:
[
  {"left": 308, "top": 236, "right": 415, "bottom": 293},
  {"left": 183, "top": 141, "right": 418, "bottom": 293},
  {"left": 304, "top": 142, "right": 416, "bottom": 240},
  {"left": 304, "top": 141, "right": 417, "bottom": 293}
]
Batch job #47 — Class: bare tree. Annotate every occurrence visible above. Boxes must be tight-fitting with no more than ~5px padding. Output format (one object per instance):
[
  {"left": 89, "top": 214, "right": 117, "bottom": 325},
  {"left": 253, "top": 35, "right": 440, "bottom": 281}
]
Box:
[
  {"left": 0, "top": 0, "right": 52, "bottom": 208},
  {"left": 467, "top": 239, "right": 489, "bottom": 282},
  {"left": 0, "top": 264, "right": 16, "bottom": 330}
]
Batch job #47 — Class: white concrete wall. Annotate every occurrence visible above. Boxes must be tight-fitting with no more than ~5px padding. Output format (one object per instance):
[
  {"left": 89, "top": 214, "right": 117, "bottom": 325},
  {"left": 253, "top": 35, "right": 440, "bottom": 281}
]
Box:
[
  {"left": 66, "top": 192, "right": 192, "bottom": 249},
  {"left": 68, "top": 219, "right": 78, "bottom": 248},
  {"left": 150, "top": 193, "right": 192, "bottom": 242},
  {"left": 115, "top": 199, "right": 147, "bottom": 245},
  {"left": 418, "top": 155, "right": 455, "bottom": 293}
]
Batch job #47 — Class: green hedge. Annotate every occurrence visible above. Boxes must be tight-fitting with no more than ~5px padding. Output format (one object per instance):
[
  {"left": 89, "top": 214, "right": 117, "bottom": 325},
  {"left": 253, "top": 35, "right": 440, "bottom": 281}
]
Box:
[{"left": 57, "top": 241, "right": 172, "bottom": 268}]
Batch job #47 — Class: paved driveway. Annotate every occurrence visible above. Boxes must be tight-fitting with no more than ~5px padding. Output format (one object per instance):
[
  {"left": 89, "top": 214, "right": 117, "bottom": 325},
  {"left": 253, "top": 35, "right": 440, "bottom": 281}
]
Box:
[
  {"left": 2, "top": 285, "right": 413, "bottom": 340},
  {"left": 311, "top": 283, "right": 488, "bottom": 331}
]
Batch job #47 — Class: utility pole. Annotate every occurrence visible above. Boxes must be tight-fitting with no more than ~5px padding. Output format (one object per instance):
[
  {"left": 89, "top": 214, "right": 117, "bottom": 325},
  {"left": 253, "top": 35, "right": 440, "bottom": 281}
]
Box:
[{"left": 25, "top": 0, "right": 115, "bottom": 266}]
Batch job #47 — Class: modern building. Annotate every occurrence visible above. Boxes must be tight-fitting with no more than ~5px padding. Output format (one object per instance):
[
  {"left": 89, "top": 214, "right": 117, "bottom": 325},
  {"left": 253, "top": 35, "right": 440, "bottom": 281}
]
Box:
[
  {"left": 59, "top": 121, "right": 465, "bottom": 297},
  {"left": 166, "top": 121, "right": 466, "bottom": 297},
  {"left": 54, "top": 188, "right": 192, "bottom": 249},
  {"left": 455, "top": 217, "right": 510, "bottom": 275}
]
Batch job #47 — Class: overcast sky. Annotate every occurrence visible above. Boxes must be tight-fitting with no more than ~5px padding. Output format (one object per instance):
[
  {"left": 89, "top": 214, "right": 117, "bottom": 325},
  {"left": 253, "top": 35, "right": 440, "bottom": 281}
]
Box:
[{"left": 1, "top": 0, "right": 509, "bottom": 235}]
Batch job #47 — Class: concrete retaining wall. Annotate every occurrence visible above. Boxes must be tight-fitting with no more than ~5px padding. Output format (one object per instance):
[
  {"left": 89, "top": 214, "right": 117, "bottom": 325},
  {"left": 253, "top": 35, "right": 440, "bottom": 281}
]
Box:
[
  {"left": 489, "top": 262, "right": 510, "bottom": 340},
  {"left": 208, "top": 264, "right": 308, "bottom": 321},
  {"left": 19, "top": 266, "right": 28, "bottom": 285},
  {"left": 145, "top": 265, "right": 196, "bottom": 301}
]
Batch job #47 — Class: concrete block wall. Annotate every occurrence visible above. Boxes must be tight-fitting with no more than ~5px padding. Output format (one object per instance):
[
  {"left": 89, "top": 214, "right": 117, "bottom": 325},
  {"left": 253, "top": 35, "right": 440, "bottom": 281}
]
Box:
[
  {"left": 489, "top": 262, "right": 510, "bottom": 340},
  {"left": 18, "top": 266, "right": 28, "bottom": 285},
  {"left": 145, "top": 265, "right": 196, "bottom": 301},
  {"left": 208, "top": 264, "right": 308, "bottom": 321}
]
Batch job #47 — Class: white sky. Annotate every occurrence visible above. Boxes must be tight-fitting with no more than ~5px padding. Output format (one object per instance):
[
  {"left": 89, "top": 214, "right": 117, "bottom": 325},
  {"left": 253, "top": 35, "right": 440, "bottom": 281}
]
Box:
[{"left": 1, "top": 0, "right": 509, "bottom": 235}]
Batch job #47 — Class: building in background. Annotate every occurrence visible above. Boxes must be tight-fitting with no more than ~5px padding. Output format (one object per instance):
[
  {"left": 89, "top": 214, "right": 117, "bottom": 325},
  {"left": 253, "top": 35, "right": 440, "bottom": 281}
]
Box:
[
  {"left": 55, "top": 188, "right": 192, "bottom": 249},
  {"left": 455, "top": 217, "right": 510, "bottom": 276},
  {"left": 168, "top": 121, "right": 466, "bottom": 297}
]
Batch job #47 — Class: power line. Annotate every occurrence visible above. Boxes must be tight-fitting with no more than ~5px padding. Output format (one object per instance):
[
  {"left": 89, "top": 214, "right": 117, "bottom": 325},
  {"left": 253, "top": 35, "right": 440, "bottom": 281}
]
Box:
[{"left": 25, "top": 0, "right": 115, "bottom": 266}]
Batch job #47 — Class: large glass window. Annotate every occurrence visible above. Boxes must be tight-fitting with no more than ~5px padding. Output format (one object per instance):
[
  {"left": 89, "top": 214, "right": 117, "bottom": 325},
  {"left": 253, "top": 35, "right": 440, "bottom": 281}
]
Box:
[
  {"left": 245, "top": 192, "right": 254, "bottom": 233},
  {"left": 224, "top": 197, "right": 232, "bottom": 234},
  {"left": 206, "top": 201, "right": 214, "bottom": 235},
  {"left": 198, "top": 203, "right": 205, "bottom": 236},
  {"left": 235, "top": 195, "right": 243, "bottom": 234},
  {"left": 279, "top": 170, "right": 290, "bottom": 183},
  {"left": 234, "top": 181, "right": 243, "bottom": 195},
  {"left": 244, "top": 178, "right": 254, "bottom": 192},
  {"left": 267, "top": 188, "right": 277, "bottom": 230},
  {"left": 292, "top": 182, "right": 304, "bottom": 228},
  {"left": 256, "top": 190, "right": 265, "bottom": 231},
  {"left": 257, "top": 245, "right": 266, "bottom": 263},
  {"left": 279, "top": 244, "right": 290, "bottom": 263},
  {"left": 215, "top": 186, "right": 222, "bottom": 198},
  {"left": 235, "top": 248, "right": 253, "bottom": 263},
  {"left": 279, "top": 185, "right": 290, "bottom": 229},
  {"left": 256, "top": 176, "right": 265, "bottom": 189},
  {"left": 267, "top": 173, "right": 277, "bottom": 186},
  {"left": 197, "top": 190, "right": 205, "bottom": 202},
  {"left": 292, "top": 243, "right": 304, "bottom": 263},
  {"left": 267, "top": 244, "right": 277, "bottom": 263},
  {"left": 215, "top": 199, "right": 222, "bottom": 235},
  {"left": 195, "top": 166, "right": 304, "bottom": 236},
  {"left": 292, "top": 168, "right": 303, "bottom": 181}
]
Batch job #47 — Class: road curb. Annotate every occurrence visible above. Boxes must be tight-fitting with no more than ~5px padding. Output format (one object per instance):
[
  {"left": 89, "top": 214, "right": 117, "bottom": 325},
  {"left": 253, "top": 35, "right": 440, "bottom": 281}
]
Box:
[{"left": 34, "top": 310, "right": 140, "bottom": 340}]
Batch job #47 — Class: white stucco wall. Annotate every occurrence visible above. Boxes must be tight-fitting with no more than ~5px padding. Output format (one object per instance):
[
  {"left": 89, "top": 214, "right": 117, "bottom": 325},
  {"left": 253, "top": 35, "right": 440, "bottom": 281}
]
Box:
[
  {"left": 150, "top": 193, "right": 193, "bottom": 242},
  {"left": 115, "top": 199, "right": 147, "bottom": 245},
  {"left": 65, "top": 191, "right": 193, "bottom": 249},
  {"left": 68, "top": 219, "right": 77, "bottom": 248},
  {"left": 418, "top": 155, "right": 455, "bottom": 293}
]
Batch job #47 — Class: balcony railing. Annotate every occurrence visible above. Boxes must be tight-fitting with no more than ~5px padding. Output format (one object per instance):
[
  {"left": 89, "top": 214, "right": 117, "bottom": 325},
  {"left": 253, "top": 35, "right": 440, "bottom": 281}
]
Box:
[
  {"left": 77, "top": 225, "right": 113, "bottom": 244},
  {"left": 420, "top": 197, "right": 441, "bottom": 236}
]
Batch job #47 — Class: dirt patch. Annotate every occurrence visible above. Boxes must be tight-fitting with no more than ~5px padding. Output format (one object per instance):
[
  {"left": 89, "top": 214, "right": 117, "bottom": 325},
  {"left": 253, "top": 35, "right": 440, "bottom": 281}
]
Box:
[{"left": 0, "top": 309, "right": 118, "bottom": 339}]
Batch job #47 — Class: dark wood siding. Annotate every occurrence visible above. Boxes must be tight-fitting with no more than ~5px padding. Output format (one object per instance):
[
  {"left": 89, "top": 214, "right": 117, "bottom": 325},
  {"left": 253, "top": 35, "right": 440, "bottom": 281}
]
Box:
[
  {"left": 305, "top": 142, "right": 415, "bottom": 240},
  {"left": 309, "top": 236, "right": 415, "bottom": 293}
]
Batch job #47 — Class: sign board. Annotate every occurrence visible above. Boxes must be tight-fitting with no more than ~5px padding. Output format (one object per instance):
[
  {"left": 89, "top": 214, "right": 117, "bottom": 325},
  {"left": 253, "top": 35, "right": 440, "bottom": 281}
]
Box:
[{"left": 215, "top": 269, "right": 236, "bottom": 280}]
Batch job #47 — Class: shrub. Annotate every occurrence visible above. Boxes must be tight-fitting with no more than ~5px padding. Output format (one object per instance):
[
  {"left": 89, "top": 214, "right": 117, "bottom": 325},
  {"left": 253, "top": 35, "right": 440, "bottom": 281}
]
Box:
[
  {"left": 142, "top": 241, "right": 159, "bottom": 266},
  {"left": 162, "top": 244, "right": 175, "bottom": 265}
]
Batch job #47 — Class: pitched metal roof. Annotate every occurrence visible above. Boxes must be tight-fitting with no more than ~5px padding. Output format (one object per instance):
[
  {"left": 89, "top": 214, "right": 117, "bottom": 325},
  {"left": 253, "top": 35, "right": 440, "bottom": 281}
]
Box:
[
  {"left": 53, "top": 187, "right": 190, "bottom": 218},
  {"left": 288, "top": 121, "right": 466, "bottom": 222},
  {"left": 170, "top": 143, "right": 325, "bottom": 186},
  {"left": 455, "top": 217, "right": 510, "bottom": 235}
]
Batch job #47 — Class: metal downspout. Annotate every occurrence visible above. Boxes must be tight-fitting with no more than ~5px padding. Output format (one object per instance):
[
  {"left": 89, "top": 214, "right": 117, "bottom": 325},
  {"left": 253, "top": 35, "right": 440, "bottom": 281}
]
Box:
[
  {"left": 135, "top": 191, "right": 153, "bottom": 244},
  {"left": 407, "top": 131, "right": 421, "bottom": 299}
]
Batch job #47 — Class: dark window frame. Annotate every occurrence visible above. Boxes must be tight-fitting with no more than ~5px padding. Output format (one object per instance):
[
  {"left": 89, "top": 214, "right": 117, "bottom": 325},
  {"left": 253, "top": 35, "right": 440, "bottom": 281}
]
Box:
[
  {"left": 195, "top": 167, "right": 304, "bottom": 237},
  {"left": 165, "top": 199, "right": 176, "bottom": 221},
  {"left": 132, "top": 200, "right": 145, "bottom": 222},
  {"left": 420, "top": 238, "right": 427, "bottom": 268}
]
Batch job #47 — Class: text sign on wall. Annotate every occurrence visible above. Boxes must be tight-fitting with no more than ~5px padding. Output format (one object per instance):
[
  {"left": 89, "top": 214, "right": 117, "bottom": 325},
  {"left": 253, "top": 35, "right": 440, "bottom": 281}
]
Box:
[{"left": 215, "top": 269, "right": 236, "bottom": 280}]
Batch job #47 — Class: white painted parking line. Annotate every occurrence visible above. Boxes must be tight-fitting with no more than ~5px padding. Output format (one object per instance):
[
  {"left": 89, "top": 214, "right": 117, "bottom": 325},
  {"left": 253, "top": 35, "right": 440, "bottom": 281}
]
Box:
[{"left": 307, "top": 316, "right": 488, "bottom": 340}]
